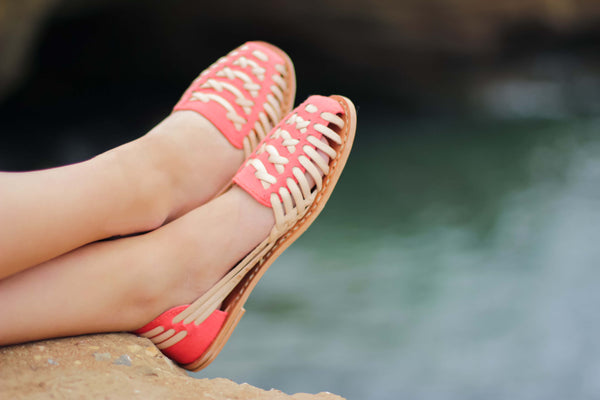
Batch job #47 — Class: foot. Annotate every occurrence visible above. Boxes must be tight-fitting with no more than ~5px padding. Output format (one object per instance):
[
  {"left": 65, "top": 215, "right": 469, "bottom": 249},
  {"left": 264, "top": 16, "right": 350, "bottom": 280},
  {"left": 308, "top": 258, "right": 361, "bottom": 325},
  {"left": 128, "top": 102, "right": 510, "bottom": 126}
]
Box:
[
  {"left": 134, "top": 95, "right": 356, "bottom": 370},
  {"left": 99, "top": 41, "right": 295, "bottom": 235}
]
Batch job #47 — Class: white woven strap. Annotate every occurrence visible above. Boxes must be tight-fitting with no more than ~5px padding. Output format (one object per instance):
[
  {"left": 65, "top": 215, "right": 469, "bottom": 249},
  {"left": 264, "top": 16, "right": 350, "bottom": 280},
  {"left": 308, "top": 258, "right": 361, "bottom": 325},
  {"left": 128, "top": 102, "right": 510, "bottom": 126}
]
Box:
[
  {"left": 190, "top": 92, "right": 247, "bottom": 130},
  {"left": 250, "top": 105, "right": 345, "bottom": 236},
  {"left": 200, "top": 79, "right": 254, "bottom": 114},
  {"left": 189, "top": 45, "right": 290, "bottom": 157},
  {"left": 233, "top": 56, "right": 266, "bottom": 81}
]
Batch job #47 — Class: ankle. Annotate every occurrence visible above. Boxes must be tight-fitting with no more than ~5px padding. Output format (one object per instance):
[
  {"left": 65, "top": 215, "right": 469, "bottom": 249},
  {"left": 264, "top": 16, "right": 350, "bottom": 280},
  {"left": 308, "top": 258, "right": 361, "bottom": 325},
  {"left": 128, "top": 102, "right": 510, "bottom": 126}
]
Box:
[
  {"left": 123, "top": 239, "right": 185, "bottom": 327},
  {"left": 145, "top": 111, "right": 245, "bottom": 221},
  {"left": 139, "top": 186, "right": 275, "bottom": 312},
  {"left": 228, "top": 186, "right": 275, "bottom": 238},
  {"left": 94, "top": 135, "right": 174, "bottom": 236}
]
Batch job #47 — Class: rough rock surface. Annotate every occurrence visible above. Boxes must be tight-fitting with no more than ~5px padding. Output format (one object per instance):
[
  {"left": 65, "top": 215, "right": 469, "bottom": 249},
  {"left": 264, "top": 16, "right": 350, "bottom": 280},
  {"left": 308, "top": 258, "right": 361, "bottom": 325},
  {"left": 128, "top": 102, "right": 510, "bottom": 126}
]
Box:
[{"left": 0, "top": 333, "right": 344, "bottom": 400}]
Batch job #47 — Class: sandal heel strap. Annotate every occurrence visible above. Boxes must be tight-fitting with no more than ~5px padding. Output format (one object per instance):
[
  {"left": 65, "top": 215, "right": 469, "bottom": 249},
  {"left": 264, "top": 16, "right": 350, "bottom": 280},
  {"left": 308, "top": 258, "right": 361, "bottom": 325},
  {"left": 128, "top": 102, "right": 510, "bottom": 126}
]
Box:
[{"left": 134, "top": 305, "right": 228, "bottom": 365}]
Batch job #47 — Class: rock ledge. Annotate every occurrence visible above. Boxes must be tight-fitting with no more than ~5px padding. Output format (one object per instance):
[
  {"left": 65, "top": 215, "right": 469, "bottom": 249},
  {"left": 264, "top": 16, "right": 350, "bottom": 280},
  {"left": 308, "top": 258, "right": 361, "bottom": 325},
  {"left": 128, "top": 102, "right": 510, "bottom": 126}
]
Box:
[{"left": 0, "top": 333, "right": 344, "bottom": 400}]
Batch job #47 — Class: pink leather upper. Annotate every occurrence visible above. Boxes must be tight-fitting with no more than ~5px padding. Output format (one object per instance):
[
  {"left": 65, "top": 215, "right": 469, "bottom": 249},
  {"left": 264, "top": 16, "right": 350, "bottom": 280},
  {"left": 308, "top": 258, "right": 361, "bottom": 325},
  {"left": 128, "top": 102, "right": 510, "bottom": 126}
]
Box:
[
  {"left": 234, "top": 95, "right": 344, "bottom": 207},
  {"left": 173, "top": 42, "right": 287, "bottom": 149},
  {"left": 134, "top": 306, "right": 227, "bottom": 365}
]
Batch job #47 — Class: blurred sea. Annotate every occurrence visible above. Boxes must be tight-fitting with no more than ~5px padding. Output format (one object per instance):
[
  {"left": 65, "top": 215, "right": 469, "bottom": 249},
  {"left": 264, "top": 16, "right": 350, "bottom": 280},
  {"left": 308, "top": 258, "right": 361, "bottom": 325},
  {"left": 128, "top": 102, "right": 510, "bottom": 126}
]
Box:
[{"left": 196, "top": 117, "right": 600, "bottom": 400}]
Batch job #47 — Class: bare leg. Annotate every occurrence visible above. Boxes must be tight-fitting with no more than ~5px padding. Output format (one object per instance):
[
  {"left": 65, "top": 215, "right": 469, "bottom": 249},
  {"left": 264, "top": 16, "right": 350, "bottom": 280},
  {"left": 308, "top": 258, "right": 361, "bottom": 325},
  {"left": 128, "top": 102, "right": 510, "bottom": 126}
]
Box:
[
  {"left": 0, "top": 187, "right": 274, "bottom": 345},
  {"left": 0, "top": 111, "right": 243, "bottom": 279},
  {"left": 0, "top": 140, "right": 329, "bottom": 346}
]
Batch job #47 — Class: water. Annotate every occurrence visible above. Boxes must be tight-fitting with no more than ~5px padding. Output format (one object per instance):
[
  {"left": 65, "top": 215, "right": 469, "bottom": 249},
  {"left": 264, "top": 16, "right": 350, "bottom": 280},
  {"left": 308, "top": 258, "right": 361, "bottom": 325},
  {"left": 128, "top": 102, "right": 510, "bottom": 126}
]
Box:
[{"left": 194, "top": 117, "right": 600, "bottom": 399}]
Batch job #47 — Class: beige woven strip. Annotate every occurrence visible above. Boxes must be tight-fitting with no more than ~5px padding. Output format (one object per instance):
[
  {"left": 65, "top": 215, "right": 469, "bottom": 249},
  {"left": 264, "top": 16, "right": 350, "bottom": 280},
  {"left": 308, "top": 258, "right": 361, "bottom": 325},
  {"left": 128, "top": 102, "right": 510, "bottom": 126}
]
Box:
[
  {"left": 172, "top": 239, "right": 274, "bottom": 325},
  {"left": 152, "top": 328, "right": 176, "bottom": 344},
  {"left": 138, "top": 325, "right": 164, "bottom": 338},
  {"left": 157, "top": 331, "right": 188, "bottom": 349},
  {"left": 189, "top": 46, "right": 290, "bottom": 158}
]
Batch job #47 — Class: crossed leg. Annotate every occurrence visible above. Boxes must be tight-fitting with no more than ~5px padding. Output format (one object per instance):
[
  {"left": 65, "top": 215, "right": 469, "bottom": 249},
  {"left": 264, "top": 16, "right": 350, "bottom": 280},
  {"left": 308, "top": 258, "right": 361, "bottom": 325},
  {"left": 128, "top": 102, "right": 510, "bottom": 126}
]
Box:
[
  {"left": 0, "top": 40, "right": 305, "bottom": 352},
  {"left": 0, "top": 107, "right": 266, "bottom": 343},
  {"left": 0, "top": 111, "right": 243, "bottom": 279},
  {"left": 0, "top": 185, "right": 274, "bottom": 346},
  {"left": 0, "top": 129, "right": 328, "bottom": 346}
]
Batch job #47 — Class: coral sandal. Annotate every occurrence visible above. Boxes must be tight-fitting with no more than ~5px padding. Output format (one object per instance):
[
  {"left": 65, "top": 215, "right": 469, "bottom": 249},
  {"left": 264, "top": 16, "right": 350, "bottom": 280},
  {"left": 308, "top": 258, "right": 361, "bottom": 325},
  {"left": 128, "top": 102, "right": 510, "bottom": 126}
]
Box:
[
  {"left": 134, "top": 95, "right": 357, "bottom": 371},
  {"left": 174, "top": 41, "right": 296, "bottom": 157}
]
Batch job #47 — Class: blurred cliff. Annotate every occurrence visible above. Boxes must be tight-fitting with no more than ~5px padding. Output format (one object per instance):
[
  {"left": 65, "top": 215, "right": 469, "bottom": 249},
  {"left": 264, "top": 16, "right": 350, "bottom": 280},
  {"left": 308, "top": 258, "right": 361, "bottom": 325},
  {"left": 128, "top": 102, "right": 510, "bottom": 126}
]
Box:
[
  {"left": 1, "top": 0, "right": 599, "bottom": 168},
  {"left": 2, "top": 4, "right": 600, "bottom": 399}
]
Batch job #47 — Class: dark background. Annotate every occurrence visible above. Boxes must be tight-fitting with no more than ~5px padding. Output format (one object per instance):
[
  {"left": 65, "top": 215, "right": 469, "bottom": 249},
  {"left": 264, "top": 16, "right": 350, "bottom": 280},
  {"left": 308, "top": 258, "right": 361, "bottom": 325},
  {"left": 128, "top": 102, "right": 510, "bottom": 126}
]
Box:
[{"left": 1, "top": 0, "right": 599, "bottom": 170}]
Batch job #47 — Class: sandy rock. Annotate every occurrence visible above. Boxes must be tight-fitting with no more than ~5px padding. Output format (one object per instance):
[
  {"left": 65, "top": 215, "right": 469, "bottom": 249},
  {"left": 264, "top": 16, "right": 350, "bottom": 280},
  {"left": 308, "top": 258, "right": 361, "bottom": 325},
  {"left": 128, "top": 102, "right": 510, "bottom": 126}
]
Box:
[{"left": 0, "top": 333, "right": 345, "bottom": 400}]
